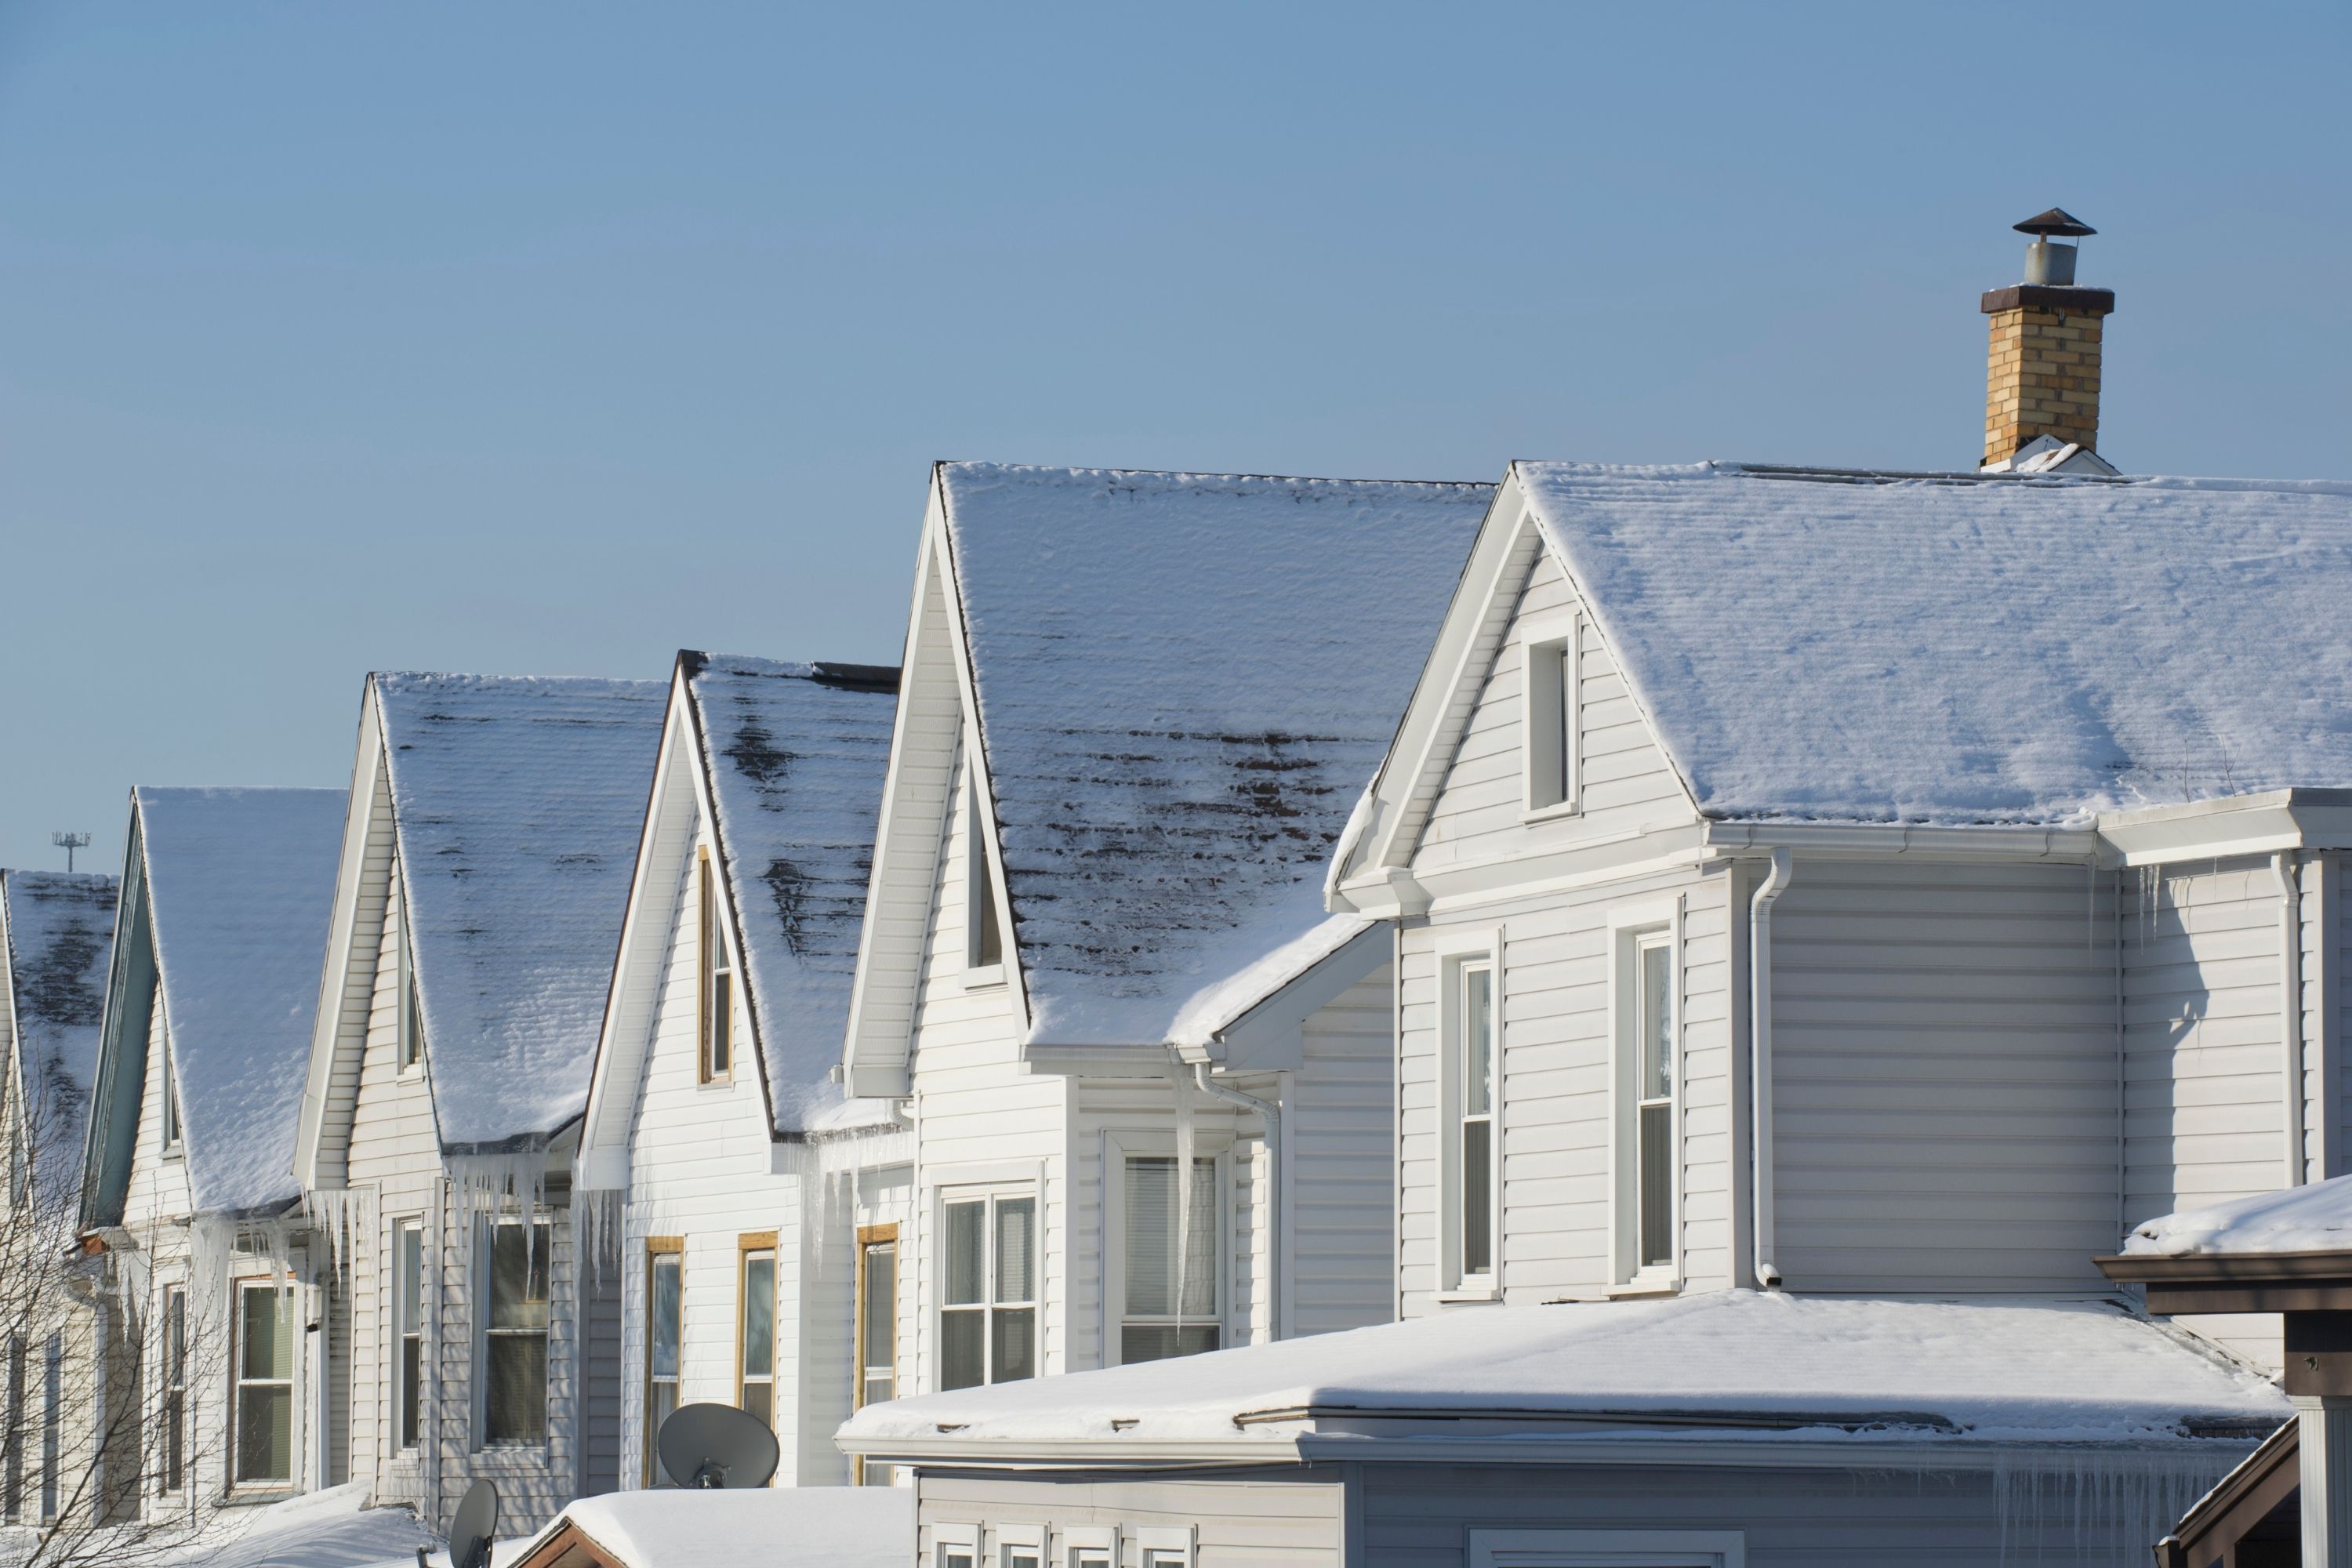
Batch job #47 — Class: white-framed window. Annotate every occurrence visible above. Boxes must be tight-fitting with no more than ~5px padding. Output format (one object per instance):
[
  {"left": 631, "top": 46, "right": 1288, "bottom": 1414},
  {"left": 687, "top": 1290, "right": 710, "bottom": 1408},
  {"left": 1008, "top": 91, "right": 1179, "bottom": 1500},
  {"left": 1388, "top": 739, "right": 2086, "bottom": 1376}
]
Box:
[
  {"left": 934, "top": 1522, "right": 980, "bottom": 1568},
  {"left": 480, "top": 1219, "right": 550, "bottom": 1446},
  {"left": 853, "top": 1225, "right": 897, "bottom": 1486},
  {"left": 1521, "top": 615, "right": 1580, "bottom": 816},
  {"left": 739, "top": 1237, "right": 776, "bottom": 1428},
  {"left": 938, "top": 1187, "right": 1035, "bottom": 1390},
  {"left": 996, "top": 1523, "right": 1044, "bottom": 1568},
  {"left": 964, "top": 763, "right": 1005, "bottom": 975},
  {"left": 37, "top": 1334, "right": 58, "bottom": 1521},
  {"left": 1061, "top": 1526, "right": 1116, "bottom": 1568},
  {"left": 1610, "top": 898, "right": 1684, "bottom": 1288},
  {"left": 159, "top": 1028, "right": 182, "bottom": 1152},
  {"left": 395, "top": 1218, "right": 425, "bottom": 1450},
  {"left": 699, "top": 850, "right": 735, "bottom": 1083},
  {"left": 1468, "top": 1526, "right": 1744, "bottom": 1567},
  {"left": 160, "top": 1287, "right": 187, "bottom": 1494},
  {"left": 644, "top": 1238, "right": 683, "bottom": 1484},
  {"left": 234, "top": 1280, "right": 296, "bottom": 1485},
  {"left": 1137, "top": 1526, "right": 1195, "bottom": 1568},
  {"left": 1105, "top": 1131, "right": 1225, "bottom": 1367},
  {"left": 1436, "top": 932, "right": 1503, "bottom": 1297},
  {"left": 395, "top": 887, "right": 425, "bottom": 1075}
]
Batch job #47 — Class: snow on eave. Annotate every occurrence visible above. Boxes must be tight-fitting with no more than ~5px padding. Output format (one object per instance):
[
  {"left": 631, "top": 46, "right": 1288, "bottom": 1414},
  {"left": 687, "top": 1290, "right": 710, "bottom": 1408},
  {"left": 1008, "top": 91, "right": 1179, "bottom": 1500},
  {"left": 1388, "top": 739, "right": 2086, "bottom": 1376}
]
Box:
[
  {"left": 2124, "top": 1171, "right": 2352, "bottom": 1258},
  {"left": 1165, "top": 910, "right": 1374, "bottom": 1051}
]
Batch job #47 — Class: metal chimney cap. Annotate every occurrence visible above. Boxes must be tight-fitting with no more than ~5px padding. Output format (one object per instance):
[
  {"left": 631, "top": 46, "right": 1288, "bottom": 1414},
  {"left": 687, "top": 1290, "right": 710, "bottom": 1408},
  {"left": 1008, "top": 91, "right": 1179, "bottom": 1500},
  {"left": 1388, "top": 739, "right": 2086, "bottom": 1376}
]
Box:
[{"left": 2013, "top": 207, "right": 2096, "bottom": 238}]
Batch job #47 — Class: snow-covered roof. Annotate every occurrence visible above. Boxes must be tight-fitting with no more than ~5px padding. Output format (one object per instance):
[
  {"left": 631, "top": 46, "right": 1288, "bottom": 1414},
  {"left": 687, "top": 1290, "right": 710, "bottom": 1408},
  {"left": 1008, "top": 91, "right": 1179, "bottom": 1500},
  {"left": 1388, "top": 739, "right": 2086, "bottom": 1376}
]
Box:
[
  {"left": 684, "top": 654, "right": 897, "bottom": 1134},
  {"left": 2, "top": 870, "right": 118, "bottom": 1159},
  {"left": 514, "top": 1488, "right": 912, "bottom": 1568},
  {"left": 1517, "top": 463, "right": 2352, "bottom": 826},
  {"left": 138, "top": 787, "right": 347, "bottom": 1215},
  {"left": 2124, "top": 1174, "right": 2352, "bottom": 1258},
  {"left": 939, "top": 463, "right": 1490, "bottom": 1046},
  {"left": 841, "top": 1290, "right": 2285, "bottom": 1453},
  {"left": 376, "top": 673, "right": 667, "bottom": 1151}
]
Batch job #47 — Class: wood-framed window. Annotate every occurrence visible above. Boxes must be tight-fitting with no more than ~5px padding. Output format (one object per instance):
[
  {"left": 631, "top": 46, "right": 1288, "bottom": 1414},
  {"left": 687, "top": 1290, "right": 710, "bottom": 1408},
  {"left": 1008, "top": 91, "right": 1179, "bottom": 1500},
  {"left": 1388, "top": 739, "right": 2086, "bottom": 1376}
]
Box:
[
  {"left": 1436, "top": 931, "right": 1503, "bottom": 1298},
  {"left": 395, "top": 1218, "right": 425, "bottom": 1450},
  {"left": 698, "top": 850, "right": 734, "bottom": 1083},
  {"left": 481, "top": 1220, "right": 550, "bottom": 1446},
  {"left": 159, "top": 1029, "right": 182, "bottom": 1152},
  {"left": 644, "top": 1238, "right": 683, "bottom": 1484},
  {"left": 938, "top": 1189, "right": 1034, "bottom": 1391},
  {"left": 38, "top": 1334, "right": 59, "bottom": 1521},
  {"left": 234, "top": 1281, "right": 296, "bottom": 1485},
  {"left": 2, "top": 1334, "right": 20, "bottom": 1521},
  {"left": 160, "top": 1287, "right": 186, "bottom": 1494},
  {"left": 1610, "top": 898, "right": 1684, "bottom": 1287},
  {"left": 964, "top": 764, "right": 1004, "bottom": 975},
  {"left": 1522, "top": 616, "right": 1581, "bottom": 816},
  {"left": 853, "top": 1224, "right": 897, "bottom": 1486},
  {"left": 1112, "top": 1143, "right": 1221, "bottom": 1366},
  {"left": 737, "top": 1234, "right": 776, "bottom": 1429}
]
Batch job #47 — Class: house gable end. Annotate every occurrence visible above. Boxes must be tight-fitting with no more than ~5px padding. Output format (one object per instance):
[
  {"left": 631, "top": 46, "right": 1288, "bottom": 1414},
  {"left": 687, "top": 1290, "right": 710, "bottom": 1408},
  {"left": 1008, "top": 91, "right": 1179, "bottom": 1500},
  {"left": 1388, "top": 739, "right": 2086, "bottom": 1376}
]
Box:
[{"left": 80, "top": 805, "right": 157, "bottom": 1231}]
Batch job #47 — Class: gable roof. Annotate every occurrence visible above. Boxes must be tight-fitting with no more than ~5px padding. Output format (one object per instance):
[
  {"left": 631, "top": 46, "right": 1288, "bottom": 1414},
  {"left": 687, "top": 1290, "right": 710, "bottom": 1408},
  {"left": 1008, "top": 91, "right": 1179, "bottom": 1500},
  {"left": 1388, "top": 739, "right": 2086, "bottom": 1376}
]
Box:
[
  {"left": 684, "top": 653, "right": 898, "bottom": 1133},
  {"left": 375, "top": 673, "right": 667, "bottom": 1152},
  {"left": 938, "top": 462, "right": 1490, "bottom": 1047},
  {"left": 132, "top": 787, "right": 345, "bottom": 1216},
  {"left": 1, "top": 869, "right": 118, "bottom": 1181}
]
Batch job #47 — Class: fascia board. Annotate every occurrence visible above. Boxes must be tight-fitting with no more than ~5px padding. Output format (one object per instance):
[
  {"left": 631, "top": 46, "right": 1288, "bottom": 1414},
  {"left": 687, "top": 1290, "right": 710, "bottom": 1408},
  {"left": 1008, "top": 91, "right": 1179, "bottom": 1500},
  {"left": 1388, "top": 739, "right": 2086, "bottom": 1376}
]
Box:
[
  {"left": 1345, "top": 824, "right": 1715, "bottom": 918},
  {"left": 293, "top": 683, "right": 386, "bottom": 1192},
  {"left": 1214, "top": 924, "right": 1392, "bottom": 1073},
  {"left": 1700, "top": 820, "right": 2101, "bottom": 863},
  {"left": 2096, "top": 792, "right": 2352, "bottom": 866},
  {"left": 832, "top": 1432, "right": 1305, "bottom": 1468},
  {"left": 579, "top": 666, "right": 701, "bottom": 1181}
]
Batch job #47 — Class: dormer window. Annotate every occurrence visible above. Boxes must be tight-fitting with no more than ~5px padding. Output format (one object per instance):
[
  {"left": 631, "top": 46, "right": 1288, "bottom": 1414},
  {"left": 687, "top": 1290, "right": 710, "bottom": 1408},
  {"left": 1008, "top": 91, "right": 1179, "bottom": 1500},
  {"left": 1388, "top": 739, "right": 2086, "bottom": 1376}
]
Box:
[
  {"left": 699, "top": 850, "right": 733, "bottom": 1083},
  {"left": 965, "top": 765, "right": 1004, "bottom": 975},
  {"left": 1523, "top": 619, "right": 1580, "bottom": 815}
]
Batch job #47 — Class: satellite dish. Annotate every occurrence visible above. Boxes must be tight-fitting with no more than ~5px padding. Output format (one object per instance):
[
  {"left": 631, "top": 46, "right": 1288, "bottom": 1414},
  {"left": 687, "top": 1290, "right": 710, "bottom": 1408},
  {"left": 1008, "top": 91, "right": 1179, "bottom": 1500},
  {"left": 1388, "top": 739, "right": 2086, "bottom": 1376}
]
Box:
[
  {"left": 657, "top": 1402, "right": 780, "bottom": 1490},
  {"left": 445, "top": 1478, "right": 499, "bottom": 1568}
]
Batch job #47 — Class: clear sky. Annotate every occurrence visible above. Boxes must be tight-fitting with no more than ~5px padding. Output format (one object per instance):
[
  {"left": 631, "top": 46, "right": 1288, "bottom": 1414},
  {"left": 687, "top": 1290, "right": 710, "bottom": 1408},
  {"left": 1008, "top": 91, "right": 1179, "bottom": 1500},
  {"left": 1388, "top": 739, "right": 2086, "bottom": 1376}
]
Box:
[{"left": 2, "top": 2, "right": 2346, "bottom": 875}]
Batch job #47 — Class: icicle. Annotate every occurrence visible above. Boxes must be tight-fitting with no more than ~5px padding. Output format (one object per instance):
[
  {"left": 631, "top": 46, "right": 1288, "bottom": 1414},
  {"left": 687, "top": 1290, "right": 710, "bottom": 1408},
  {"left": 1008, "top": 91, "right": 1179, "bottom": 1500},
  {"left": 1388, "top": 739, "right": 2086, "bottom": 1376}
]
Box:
[
  {"left": 1171, "top": 1062, "right": 1196, "bottom": 1347},
  {"left": 301, "top": 1184, "right": 377, "bottom": 1291},
  {"left": 574, "top": 1186, "right": 624, "bottom": 1289}
]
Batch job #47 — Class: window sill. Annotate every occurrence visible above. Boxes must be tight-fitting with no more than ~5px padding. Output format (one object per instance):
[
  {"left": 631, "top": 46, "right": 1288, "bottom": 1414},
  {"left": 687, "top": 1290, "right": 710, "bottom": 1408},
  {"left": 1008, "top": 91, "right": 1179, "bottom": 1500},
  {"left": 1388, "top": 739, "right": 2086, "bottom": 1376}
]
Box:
[
  {"left": 1519, "top": 799, "right": 1584, "bottom": 826},
  {"left": 468, "top": 1447, "right": 554, "bottom": 1469},
  {"left": 1435, "top": 1284, "right": 1501, "bottom": 1305},
  {"left": 1607, "top": 1274, "right": 1679, "bottom": 1299},
  {"left": 961, "top": 964, "right": 1006, "bottom": 991}
]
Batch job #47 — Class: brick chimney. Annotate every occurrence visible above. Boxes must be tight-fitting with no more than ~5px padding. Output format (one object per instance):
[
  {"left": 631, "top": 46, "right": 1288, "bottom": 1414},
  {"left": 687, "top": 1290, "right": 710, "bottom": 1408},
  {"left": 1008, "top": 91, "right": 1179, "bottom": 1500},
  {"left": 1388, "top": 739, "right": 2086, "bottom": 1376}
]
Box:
[{"left": 1980, "top": 208, "right": 2115, "bottom": 470}]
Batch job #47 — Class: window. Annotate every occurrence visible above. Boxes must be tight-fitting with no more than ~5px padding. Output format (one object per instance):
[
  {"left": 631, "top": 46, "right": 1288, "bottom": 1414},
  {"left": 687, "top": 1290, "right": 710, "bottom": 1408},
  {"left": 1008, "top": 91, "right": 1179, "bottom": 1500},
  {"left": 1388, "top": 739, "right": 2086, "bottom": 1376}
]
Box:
[
  {"left": 938, "top": 1192, "right": 1034, "bottom": 1390},
  {"left": 965, "top": 768, "right": 1004, "bottom": 972},
  {"left": 1459, "top": 963, "right": 1497, "bottom": 1283},
  {"left": 3, "top": 1334, "right": 20, "bottom": 1521},
  {"left": 1062, "top": 1533, "right": 1116, "bottom": 1568},
  {"left": 1634, "top": 935, "right": 1676, "bottom": 1272},
  {"left": 739, "top": 1239, "right": 775, "bottom": 1428},
  {"left": 645, "top": 1240, "right": 682, "bottom": 1484},
  {"left": 699, "top": 853, "right": 734, "bottom": 1081},
  {"left": 397, "top": 969, "right": 424, "bottom": 1073},
  {"left": 854, "top": 1227, "right": 897, "bottom": 1486},
  {"left": 1610, "top": 902, "right": 1683, "bottom": 1287},
  {"left": 1137, "top": 1529, "right": 1194, "bottom": 1568},
  {"left": 396, "top": 1220, "right": 425, "bottom": 1450},
  {"left": 997, "top": 1526, "right": 1044, "bottom": 1568},
  {"left": 38, "top": 1335, "right": 59, "bottom": 1521},
  {"left": 1523, "top": 623, "right": 1579, "bottom": 814},
  {"left": 159, "top": 1030, "right": 181, "bottom": 1151},
  {"left": 234, "top": 1282, "right": 296, "bottom": 1484},
  {"left": 935, "top": 1526, "right": 979, "bottom": 1568},
  {"left": 1120, "top": 1154, "right": 1218, "bottom": 1364},
  {"left": 161, "top": 1288, "right": 186, "bottom": 1493},
  {"left": 482, "top": 1221, "right": 550, "bottom": 1446}
]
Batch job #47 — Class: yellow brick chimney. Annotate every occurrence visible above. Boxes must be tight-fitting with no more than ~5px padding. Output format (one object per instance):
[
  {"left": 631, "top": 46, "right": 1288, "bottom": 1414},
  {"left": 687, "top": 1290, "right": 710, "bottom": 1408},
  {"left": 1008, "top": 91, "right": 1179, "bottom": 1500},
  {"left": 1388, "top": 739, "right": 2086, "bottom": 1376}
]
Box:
[{"left": 1981, "top": 208, "right": 2115, "bottom": 470}]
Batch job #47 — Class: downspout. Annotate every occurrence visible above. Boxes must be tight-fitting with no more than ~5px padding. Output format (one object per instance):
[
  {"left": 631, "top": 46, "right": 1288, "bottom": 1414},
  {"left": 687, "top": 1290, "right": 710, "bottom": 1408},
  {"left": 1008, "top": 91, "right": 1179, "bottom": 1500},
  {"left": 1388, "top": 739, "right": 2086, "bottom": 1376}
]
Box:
[
  {"left": 1190, "top": 1062, "right": 1282, "bottom": 1342},
  {"left": 1748, "top": 848, "right": 1794, "bottom": 1290},
  {"left": 2278, "top": 851, "right": 2307, "bottom": 1188}
]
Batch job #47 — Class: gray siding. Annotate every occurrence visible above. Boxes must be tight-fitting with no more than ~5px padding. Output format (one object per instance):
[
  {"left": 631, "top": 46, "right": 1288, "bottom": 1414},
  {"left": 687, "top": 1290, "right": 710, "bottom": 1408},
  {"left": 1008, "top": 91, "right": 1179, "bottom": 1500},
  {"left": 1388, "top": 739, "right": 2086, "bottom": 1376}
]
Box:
[{"left": 920, "top": 1468, "right": 1341, "bottom": 1568}]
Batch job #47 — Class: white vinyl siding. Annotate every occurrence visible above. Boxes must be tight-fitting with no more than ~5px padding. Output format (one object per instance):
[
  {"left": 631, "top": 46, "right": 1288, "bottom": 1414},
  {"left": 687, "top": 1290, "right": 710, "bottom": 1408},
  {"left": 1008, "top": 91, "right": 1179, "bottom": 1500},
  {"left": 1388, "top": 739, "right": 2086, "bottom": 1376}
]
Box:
[
  {"left": 917, "top": 1471, "right": 1343, "bottom": 1568},
  {"left": 1287, "top": 970, "right": 1398, "bottom": 1338}
]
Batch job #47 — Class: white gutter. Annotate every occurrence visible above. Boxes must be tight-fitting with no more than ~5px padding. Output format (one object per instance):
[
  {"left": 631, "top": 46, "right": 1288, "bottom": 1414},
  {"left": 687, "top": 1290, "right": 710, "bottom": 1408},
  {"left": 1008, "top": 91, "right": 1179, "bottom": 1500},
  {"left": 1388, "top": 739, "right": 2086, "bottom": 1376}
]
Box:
[
  {"left": 1191, "top": 1063, "right": 1283, "bottom": 1340},
  {"left": 1748, "top": 848, "right": 1794, "bottom": 1289},
  {"left": 2278, "top": 851, "right": 2307, "bottom": 1188}
]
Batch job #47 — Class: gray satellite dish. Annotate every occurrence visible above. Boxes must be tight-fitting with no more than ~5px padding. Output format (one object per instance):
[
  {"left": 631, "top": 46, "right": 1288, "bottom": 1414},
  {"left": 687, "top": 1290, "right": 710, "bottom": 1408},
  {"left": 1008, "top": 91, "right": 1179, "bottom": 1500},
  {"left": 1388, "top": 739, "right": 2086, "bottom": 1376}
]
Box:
[
  {"left": 657, "top": 1402, "right": 781, "bottom": 1489},
  {"left": 438, "top": 1478, "right": 498, "bottom": 1568}
]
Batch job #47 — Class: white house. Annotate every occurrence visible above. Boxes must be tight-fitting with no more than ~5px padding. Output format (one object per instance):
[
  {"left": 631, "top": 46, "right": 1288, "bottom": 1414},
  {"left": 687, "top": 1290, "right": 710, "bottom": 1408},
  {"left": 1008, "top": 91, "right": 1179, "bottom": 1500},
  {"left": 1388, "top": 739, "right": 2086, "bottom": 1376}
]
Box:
[
  {"left": 841, "top": 448, "right": 2352, "bottom": 1565},
  {"left": 0, "top": 868, "right": 119, "bottom": 1537},
  {"left": 574, "top": 652, "right": 903, "bottom": 1489},
  {"left": 78, "top": 787, "right": 346, "bottom": 1519},
  {"left": 291, "top": 672, "right": 666, "bottom": 1535},
  {"left": 837, "top": 463, "right": 1491, "bottom": 1412}
]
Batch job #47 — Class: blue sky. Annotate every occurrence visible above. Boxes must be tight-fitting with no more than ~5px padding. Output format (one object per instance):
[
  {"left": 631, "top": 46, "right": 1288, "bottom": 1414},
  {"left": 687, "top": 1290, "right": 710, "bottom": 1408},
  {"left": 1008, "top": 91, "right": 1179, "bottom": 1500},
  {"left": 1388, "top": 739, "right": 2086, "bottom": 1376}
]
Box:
[{"left": 2, "top": 3, "right": 2346, "bottom": 873}]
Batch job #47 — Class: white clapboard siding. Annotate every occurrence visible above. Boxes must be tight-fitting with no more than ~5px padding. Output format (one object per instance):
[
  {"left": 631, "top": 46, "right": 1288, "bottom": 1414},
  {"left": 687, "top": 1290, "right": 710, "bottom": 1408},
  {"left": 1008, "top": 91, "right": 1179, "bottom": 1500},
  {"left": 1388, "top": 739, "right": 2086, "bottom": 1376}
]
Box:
[
  {"left": 316, "top": 757, "right": 397, "bottom": 1183},
  {"left": 1415, "top": 547, "right": 1693, "bottom": 873},
  {"left": 120, "top": 995, "right": 194, "bottom": 1227},
  {"left": 920, "top": 1470, "right": 1343, "bottom": 1568},
  {"left": 1289, "top": 969, "right": 1399, "bottom": 1337},
  {"left": 1399, "top": 865, "right": 1733, "bottom": 1317},
  {"left": 1769, "top": 859, "right": 2122, "bottom": 1292}
]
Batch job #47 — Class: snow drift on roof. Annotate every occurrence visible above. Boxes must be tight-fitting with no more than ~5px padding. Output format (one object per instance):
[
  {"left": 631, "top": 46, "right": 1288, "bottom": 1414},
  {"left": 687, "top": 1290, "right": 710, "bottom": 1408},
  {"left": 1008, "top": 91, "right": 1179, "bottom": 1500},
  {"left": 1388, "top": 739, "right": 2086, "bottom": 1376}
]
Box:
[
  {"left": 1517, "top": 463, "right": 2352, "bottom": 826},
  {"left": 686, "top": 655, "right": 897, "bottom": 1134},
  {"left": 138, "top": 787, "right": 346, "bottom": 1214},
  {"left": 2, "top": 870, "right": 118, "bottom": 1179},
  {"left": 517, "top": 1488, "right": 912, "bottom": 1568},
  {"left": 2125, "top": 1173, "right": 2352, "bottom": 1257},
  {"left": 376, "top": 673, "right": 666, "bottom": 1150},
  {"left": 842, "top": 1290, "right": 2284, "bottom": 1450},
  {"left": 940, "top": 463, "right": 1490, "bottom": 1046}
]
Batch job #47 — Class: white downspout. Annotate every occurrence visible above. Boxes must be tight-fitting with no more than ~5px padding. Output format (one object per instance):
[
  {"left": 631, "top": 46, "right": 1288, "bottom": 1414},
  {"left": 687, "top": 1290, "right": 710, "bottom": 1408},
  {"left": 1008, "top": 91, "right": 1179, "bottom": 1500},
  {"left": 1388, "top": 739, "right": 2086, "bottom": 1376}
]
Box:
[
  {"left": 2278, "top": 851, "right": 2307, "bottom": 1188},
  {"left": 1190, "top": 1063, "right": 1282, "bottom": 1344},
  {"left": 1749, "top": 848, "right": 1794, "bottom": 1290}
]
